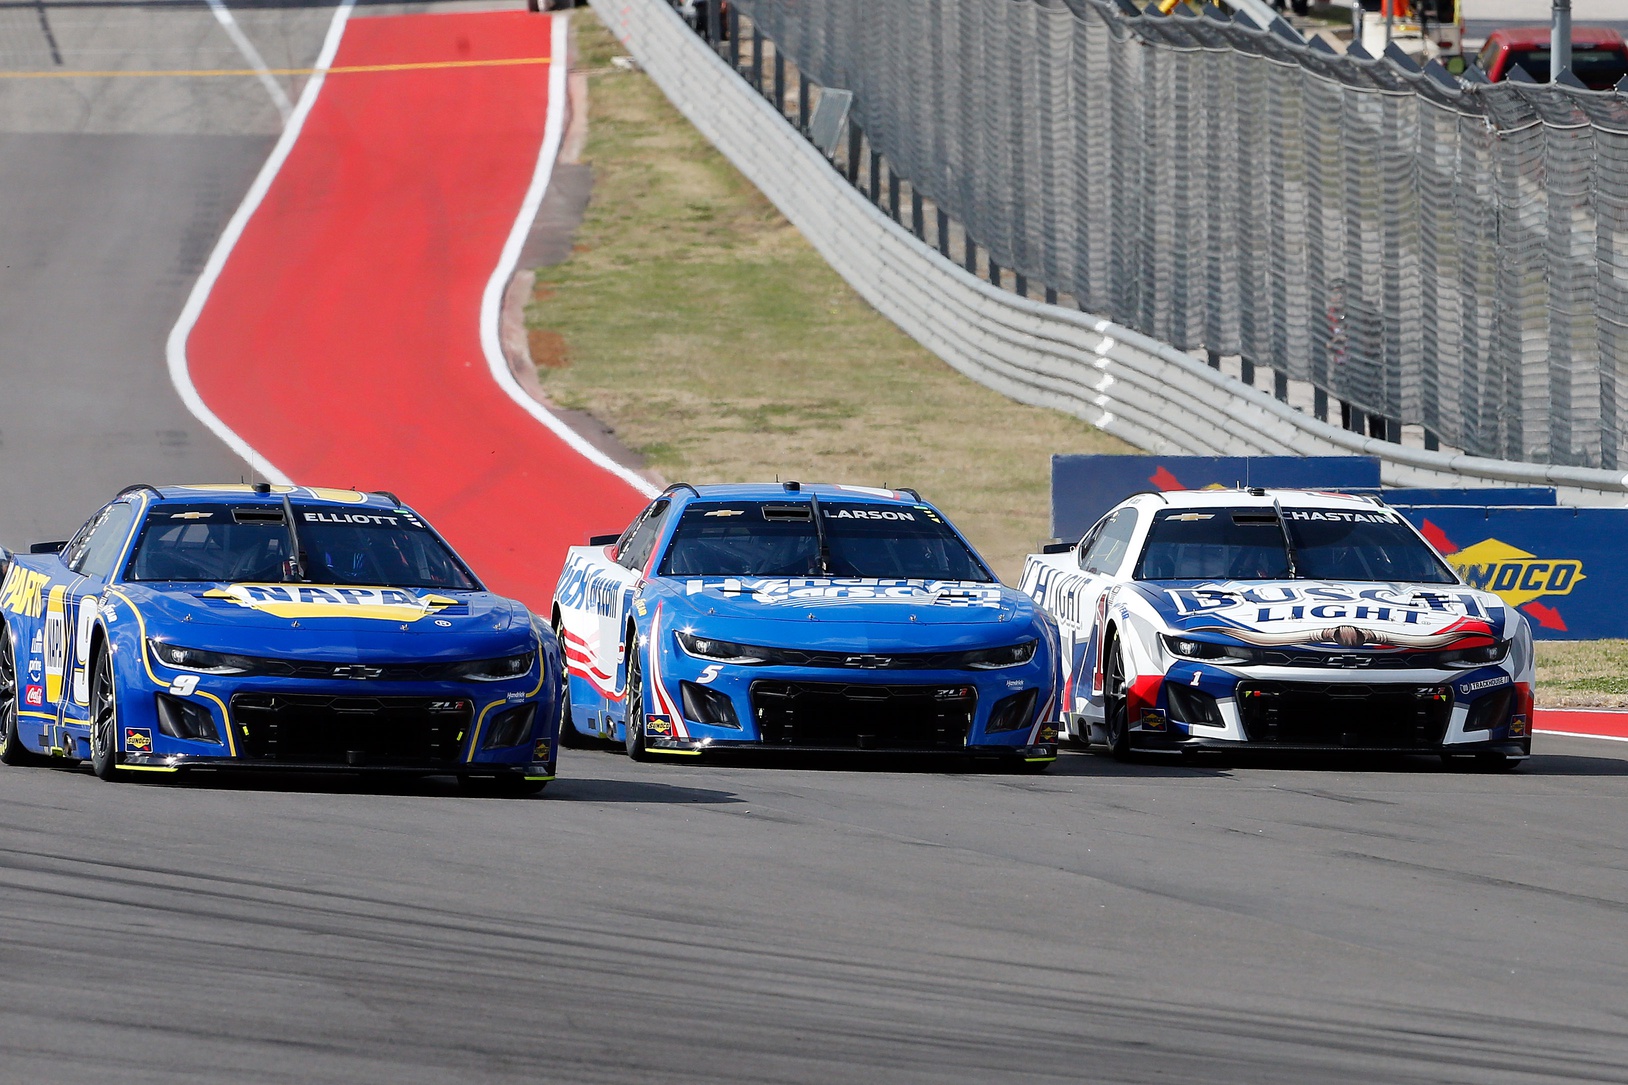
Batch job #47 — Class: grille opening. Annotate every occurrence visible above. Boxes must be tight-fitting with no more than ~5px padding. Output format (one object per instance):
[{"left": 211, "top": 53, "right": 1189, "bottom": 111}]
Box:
[
  {"left": 481, "top": 704, "right": 536, "bottom": 750},
  {"left": 1166, "top": 684, "right": 1223, "bottom": 728},
  {"left": 155, "top": 693, "right": 222, "bottom": 743},
  {"left": 750, "top": 681, "right": 975, "bottom": 749},
  {"left": 681, "top": 681, "right": 742, "bottom": 728},
  {"left": 1235, "top": 682, "right": 1453, "bottom": 747},
  {"left": 1464, "top": 688, "right": 1514, "bottom": 732},
  {"left": 232, "top": 693, "right": 471, "bottom": 766},
  {"left": 985, "top": 688, "right": 1038, "bottom": 734}
]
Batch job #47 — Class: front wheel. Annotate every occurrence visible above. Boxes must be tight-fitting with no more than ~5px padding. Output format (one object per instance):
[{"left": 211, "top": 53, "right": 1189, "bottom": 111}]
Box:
[
  {"left": 0, "top": 628, "right": 37, "bottom": 766},
  {"left": 622, "top": 645, "right": 649, "bottom": 762},
  {"left": 1098, "top": 640, "right": 1132, "bottom": 761},
  {"left": 89, "top": 644, "right": 122, "bottom": 781}
]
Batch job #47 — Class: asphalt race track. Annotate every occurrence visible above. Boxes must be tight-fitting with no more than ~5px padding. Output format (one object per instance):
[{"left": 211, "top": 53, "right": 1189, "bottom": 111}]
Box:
[{"left": 4, "top": 4, "right": 1628, "bottom": 1084}]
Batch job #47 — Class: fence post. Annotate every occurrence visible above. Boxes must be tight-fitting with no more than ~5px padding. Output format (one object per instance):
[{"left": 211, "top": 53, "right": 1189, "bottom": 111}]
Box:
[
  {"left": 965, "top": 238, "right": 978, "bottom": 275},
  {"left": 1014, "top": 273, "right": 1027, "bottom": 298},
  {"left": 773, "top": 43, "right": 784, "bottom": 112},
  {"left": 798, "top": 75, "right": 809, "bottom": 132},
  {"left": 1045, "top": 286, "right": 1057, "bottom": 305},
  {"left": 888, "top": 171, "right": 900, "bottom": 222},
  {"left": 847, "top": 123, "right": 862, "bottom": 183},
  {"left": 728, "top": 6, "right": 739, "bottom": 68},
  {"left": 911, "top": 189, "right": 923, "bottom": 239},
  {"left": 1314, "top": 387, "right": 1328, "bottom": 421},
  {"left": 990, "top": 260, "right": 1002, "bottom": 289},
  {"left": 868, "top": 149, "right": 881, "bottom": 204},
  {"left": 937, "top": 208, "right": 950, "bottom": 258},
  {"left": 751, "top": 26, "right": 762, "bottom": 91},
  {"left": 706, "top": 0, "right": 720, "bottom": 47}
]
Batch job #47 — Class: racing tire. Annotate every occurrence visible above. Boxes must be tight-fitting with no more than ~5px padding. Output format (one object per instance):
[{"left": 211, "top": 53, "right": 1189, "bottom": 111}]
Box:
[
  {"left": 88, "top": 643, "right": 123, "bottom": 782},
  {"left": 0, "top": 628, "right": 38, "bottom": 766},
  {"left": 622, "top": 645, "right": 649, "bottom": 762},
  {"left": 1099, "top": 639, "right": 1132, "bottom": 761},
  {"left": 554, "top": 659, "right": 588, "bottom": 749}
]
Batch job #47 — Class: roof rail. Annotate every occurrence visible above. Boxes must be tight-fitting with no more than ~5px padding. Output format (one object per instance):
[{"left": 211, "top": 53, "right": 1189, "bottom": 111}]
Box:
[{"left": 115, "top": 484, "right": 164, "bottom": 502}]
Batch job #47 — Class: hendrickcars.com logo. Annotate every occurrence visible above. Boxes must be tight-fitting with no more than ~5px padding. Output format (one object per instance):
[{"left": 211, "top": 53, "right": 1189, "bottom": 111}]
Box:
[{"left": 1446, "top": 538, "right": 1585, "bottom": 607}]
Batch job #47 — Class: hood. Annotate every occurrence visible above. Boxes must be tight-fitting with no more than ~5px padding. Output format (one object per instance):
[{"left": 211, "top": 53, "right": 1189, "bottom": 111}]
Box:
[
  {"left": 1127, "top": 579, "right": 1512, "bottom": 649},
  {"left": 647, "top": 577, "right": 1038, "bottom": 650},
  {"left": 116, "top": 582, "right": 532, "bottom": 660}
]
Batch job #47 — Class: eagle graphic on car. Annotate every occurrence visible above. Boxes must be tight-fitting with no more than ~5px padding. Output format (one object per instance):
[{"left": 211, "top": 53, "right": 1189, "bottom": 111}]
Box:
[{"left": 1189, "top": 620, "right": 1495, "bottom": 650}]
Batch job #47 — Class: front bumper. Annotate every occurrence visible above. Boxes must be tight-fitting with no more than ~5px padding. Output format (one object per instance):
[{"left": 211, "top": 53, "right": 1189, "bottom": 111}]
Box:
[
  {"left": 641, "top": 735, "right": 1057, "bottom": 762},
  {"left": 117, "top": 752, "right": 556, "bottom": 779}
]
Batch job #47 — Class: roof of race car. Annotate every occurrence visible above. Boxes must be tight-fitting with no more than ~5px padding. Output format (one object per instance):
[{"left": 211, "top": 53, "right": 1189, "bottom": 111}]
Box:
[
  {"left": 1122, "top": 488, "right": 1387, "bottom": 512},
  {"left": 670, "top": 483, "right": 922, "bottom": 504},
  {"left": 136, "top": 485, "right": 403, "bottom": 509}
]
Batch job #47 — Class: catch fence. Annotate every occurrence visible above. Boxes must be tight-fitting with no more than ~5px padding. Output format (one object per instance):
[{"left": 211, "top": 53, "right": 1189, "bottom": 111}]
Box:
[{"left": 727, "top": 0, "right": 1628, "bottom": 472}]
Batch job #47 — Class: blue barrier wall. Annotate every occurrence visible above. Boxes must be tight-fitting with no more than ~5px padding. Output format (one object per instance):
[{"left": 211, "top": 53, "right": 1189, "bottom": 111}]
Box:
[
  {"left": 1050, "top": 455, "right": 1381, "bottom": 540},
  {"left": 1395, "top": 507, "right": 1619, "bottom": 640},
  {"left": 1387, "top": 488, "right": 1557, "bottom": 507}
]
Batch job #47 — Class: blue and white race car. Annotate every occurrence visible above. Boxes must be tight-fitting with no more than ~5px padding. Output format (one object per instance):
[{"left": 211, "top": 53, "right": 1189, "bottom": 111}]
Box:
[
  {"left": 0, "top": 485, "right": 563, "bottom": 792},
  {"left": 551, "top": 483, "right": 1059, "bottom": 766},
  {"left": 1021, "top": 489, "right": 1533, "bottom": 766}
]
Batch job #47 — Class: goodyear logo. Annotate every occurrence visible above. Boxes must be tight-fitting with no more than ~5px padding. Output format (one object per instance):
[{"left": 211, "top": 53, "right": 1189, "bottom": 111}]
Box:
[
  {"left": 203, "top": 584, "right": 456, "bottom": 622},
  {"left": 0, "top": 566, "right": 49, "bottom": 618},
  {"left": 1448, "top": 539, "right": 1584, "bottom": 607}
]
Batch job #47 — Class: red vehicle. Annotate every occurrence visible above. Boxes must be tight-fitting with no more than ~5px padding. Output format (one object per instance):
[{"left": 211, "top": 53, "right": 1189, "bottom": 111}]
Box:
[{"left": 1475, "top": 26, "right": 1628, "bottom": 91}]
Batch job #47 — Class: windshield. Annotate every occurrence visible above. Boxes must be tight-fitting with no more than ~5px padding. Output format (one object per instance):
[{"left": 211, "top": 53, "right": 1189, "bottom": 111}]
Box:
[
  {"left": 658, "top": 500, "right": 992, "bottom": 581},
  {"left": 1135, "top": 506, "right": 1456, "bottom": 583},
  {"left": 1506, "top": 47, "right": 1628, "bottom": 88},
  {"left": 126, "top": 504, "right": 477, "bottom": 589}
]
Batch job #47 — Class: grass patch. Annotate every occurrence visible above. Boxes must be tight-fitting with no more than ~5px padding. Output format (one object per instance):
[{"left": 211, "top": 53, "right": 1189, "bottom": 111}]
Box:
[
  {"left": 1535, "top": 640, "right": 1628, "bottom": 708},
  {"left": 527, "top": 13, "right": 1132, "bottom": 581}
]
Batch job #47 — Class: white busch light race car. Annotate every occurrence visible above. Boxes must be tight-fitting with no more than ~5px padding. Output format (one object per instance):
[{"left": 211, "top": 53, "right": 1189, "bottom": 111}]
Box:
[{"left": 1021, "top": 488, "right": 1533, "bottom": 768}]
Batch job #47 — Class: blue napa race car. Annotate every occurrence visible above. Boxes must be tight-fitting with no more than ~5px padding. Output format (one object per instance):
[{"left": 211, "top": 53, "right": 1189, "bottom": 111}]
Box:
[
  {"left": 550, "top": 483, "right": 1060, "bottom": 766},
  {"left": 1021, "top": 488, "right": 1534, "bottom": 767},
  {"left": 0, "top": 485, "right": 563, "bottom": 793}
]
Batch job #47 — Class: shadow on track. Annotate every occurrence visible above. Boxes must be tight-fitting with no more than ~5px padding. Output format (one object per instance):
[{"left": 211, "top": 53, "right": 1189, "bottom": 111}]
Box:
[{"left": 58, "top": 766, "right": 744, "bottom": 804}]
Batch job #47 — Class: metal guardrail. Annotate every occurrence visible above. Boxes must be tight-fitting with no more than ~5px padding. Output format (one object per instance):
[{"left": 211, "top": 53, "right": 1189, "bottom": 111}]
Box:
[{"left": 589, "top": 0, "right": 1628, "bottom": 499}]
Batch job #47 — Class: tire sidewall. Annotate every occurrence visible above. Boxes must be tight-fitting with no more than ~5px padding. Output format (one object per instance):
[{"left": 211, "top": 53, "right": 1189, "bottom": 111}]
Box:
[
  {"left": 90, "top": 644, "right": 119, "bottom": 780},
  {"left": 623, "top": 643, "right": 647, "bottom": 760}
]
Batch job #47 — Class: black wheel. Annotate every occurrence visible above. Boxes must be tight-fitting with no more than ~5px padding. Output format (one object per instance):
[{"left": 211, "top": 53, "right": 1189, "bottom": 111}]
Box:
[
  {"left": 89, "top": 643, "right": 122, "bottom": 781},
  {"left": 622, "top": 642, "right": 649, "bottom": 761},
  {"left": 1099, "top": 639, "right": 1132, "bottom": 761},
  {"left": 553, "top": 627, "right": 588, "bottom": 749},
  {"left": 0, "top": 627, "right": 36, "bottom": 766}
]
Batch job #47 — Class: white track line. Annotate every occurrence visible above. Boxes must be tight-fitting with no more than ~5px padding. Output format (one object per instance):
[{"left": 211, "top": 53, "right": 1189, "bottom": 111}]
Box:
[
  {"left": 1535, "top": 729, "right": 1628, "bottom": 744},
  {"left": 478, "top": 12, "right": 660, "bottom": 500},
  {"left": 207, "top": 0, "right": 295, "bottom": 125},
  {"left": 165, "top": 0, "right": 355, "bottom": 485}
]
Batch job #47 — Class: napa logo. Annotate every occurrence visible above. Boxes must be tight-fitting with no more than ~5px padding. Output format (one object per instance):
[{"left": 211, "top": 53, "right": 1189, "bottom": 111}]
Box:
[
  {"left": 203, "top": 583, "right": 457, "bottom": 622},
  {"left": 1448, "top": 538, "right": 1583, "bottom": 607}
]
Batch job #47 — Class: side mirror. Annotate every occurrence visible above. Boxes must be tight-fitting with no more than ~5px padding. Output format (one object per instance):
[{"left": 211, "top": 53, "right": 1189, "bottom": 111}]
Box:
[
  {"left": 1041, "top": 540, "right": 1074, "bottom": 555},
  {"left": 589, "top": 534, "right": 621, "bottom": 546},
  {"left": 30, "top": 541, "right": 68, "bottom": 554}
]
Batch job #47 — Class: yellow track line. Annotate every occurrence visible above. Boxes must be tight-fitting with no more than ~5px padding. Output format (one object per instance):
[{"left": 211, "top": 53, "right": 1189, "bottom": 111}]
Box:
[{"left": 0, "top": 56, "right": 550, "bottom": 79}]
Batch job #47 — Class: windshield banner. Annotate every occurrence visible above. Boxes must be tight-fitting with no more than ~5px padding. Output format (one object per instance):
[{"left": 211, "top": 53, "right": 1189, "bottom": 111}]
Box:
[{"left": 1051, "top": 455, "right": 1380, "bottom": 540}]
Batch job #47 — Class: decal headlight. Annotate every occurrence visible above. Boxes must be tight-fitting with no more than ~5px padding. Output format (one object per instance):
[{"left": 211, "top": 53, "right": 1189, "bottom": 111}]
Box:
[
  {"left": 676, "top": 631, "right": 768, "bottom": 664},
  {"left": 1161, "top": 634, "right": 1252, "bottom": 665},
  {"left": 148, "top": 640, "right": 256, "bottom": 675},
  {"left": 450, "top": 651, "right": 536, "bottom": 682},
  {"left": 961, "top": 641, "right": 1038, "bottom": 670},
  {"left": 1434, "top": 640, "right": 1510, "bottom": 668}
]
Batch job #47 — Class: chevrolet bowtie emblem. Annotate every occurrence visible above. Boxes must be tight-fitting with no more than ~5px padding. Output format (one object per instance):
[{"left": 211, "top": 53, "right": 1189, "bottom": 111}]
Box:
[
  {"left": 332, "top": 664, "right": 384, "bottom": 679},
  {"left": 843, "top": 655, "right": 891, "bottom": 668}
]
